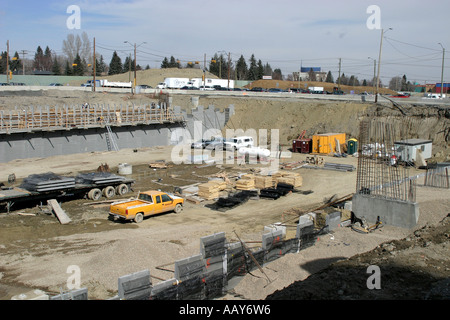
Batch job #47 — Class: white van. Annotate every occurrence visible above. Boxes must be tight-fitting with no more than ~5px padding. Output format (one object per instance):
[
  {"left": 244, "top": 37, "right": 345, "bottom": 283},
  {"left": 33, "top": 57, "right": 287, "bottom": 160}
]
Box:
[{"left": 224, "top": 136, "right": 254, "bottom": 150}]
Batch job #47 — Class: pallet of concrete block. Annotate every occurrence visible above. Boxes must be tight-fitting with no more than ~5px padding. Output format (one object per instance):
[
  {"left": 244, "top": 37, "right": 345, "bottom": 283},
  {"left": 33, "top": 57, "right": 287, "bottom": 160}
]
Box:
[
  {"left": 273, "top": 172, "right": 303, "bottom": 188},
  {"left": 254, "top": 175, "right": 273, "bottom": 189},
  {"left": 235, "top": 174, "right": 255, "bottom": 190},
  {"left": 198, "top": 180, "right": 226, "bottom": 200},
  {"left": 75, "top": 172, "right": 125, "bottom": 185},
  {"left": 20, "top": 172, "right": 76, "bottom": 192}
]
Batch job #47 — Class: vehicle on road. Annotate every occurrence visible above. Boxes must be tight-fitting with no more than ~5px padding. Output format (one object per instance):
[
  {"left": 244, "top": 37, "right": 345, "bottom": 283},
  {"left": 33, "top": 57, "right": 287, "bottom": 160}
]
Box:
[
  {"left": 109, "top": 190, "right": 184, "bottom": 223},
  {"left": 267, "top": 88, "right": 284, "bottom": 93}
]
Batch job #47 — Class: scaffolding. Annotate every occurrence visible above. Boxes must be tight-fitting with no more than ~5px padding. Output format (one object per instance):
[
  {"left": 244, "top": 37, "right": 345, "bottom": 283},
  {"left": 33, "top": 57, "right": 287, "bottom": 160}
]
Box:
[{"left": 0, "top": 102, "right": 184, "bottom": 134}]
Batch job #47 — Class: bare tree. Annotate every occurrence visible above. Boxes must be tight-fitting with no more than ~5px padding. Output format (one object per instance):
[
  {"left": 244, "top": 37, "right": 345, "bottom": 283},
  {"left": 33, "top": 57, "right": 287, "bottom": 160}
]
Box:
[{"left": 62, "top": 32, "right": 91, "bottom": 65}]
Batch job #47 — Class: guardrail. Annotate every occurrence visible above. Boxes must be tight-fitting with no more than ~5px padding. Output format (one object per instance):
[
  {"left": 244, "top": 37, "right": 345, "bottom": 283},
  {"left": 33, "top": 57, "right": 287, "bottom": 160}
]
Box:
[{"left": 0, "top": 104, "right": 185, "bottom": 134}]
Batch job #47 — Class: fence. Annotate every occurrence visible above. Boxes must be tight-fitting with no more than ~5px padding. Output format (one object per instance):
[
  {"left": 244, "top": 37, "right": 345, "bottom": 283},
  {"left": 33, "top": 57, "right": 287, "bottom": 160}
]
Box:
[{"left": 0, "top": 103, "right": 184, "bottom": 134}]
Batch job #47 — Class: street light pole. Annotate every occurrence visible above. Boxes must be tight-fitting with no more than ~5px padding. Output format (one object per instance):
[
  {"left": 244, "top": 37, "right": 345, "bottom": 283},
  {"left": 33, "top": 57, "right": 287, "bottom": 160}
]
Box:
[
  {"left": 438, "top": 43, "right": 445, "bottom": 98},
  {"left": 124, "top": 41, "right": 146, "bottom": 94},
  {"left": 375, "top": 28, "right": 392, "bottom": 103}
]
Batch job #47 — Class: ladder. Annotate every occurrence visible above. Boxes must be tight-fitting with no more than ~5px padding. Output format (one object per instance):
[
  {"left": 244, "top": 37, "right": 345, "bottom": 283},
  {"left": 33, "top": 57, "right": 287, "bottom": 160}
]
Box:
[{"left": 105, "top": 118, "right": 119, "bottom": 152}]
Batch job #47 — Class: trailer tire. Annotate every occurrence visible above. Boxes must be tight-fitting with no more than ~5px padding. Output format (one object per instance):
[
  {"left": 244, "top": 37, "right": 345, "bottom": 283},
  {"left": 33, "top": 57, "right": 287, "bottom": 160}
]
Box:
[
  {"left": 88, "top": 188, "right": 102, "bottom": 201},
  {"left": 115, "top": 184, "right": 129, "bottom": 196},
  {"left": 134, "top": 213, "right": 144, "bottom": 223},
  {"left": 103, "top": 186, "right": 116, "bottom": 198}
]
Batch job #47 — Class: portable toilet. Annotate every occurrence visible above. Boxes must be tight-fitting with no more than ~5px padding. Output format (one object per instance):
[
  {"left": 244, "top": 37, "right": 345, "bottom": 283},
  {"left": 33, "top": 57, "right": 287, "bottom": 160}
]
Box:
[{"left": 347, "top": 138, "right": 358, "bottom": 155}]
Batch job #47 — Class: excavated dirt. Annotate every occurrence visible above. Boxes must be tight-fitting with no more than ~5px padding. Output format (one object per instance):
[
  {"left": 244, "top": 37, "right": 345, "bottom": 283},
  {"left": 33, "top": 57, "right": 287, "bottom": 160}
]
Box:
[{"left": 0, "top": 74, "right": 449, "bottom": 300}]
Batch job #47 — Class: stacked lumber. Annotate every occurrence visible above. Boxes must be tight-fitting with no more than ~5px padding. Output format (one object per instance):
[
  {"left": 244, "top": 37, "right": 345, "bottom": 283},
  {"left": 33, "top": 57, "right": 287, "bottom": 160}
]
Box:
[
  {"left": 254, "top": 175, "right": 273, "bottom": 189},
  {"left": 235, "top": 175, "right": 255, "bottom": 190},
  {"left": 198, "top": 180, "right": 227, "bottom": 200},
  {"left": 273, "top": 172, "right": 303, "bottom": 188}
]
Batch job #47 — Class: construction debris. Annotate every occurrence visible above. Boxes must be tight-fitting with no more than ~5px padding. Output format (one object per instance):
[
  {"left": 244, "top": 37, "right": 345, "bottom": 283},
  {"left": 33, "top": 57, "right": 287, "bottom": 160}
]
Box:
[{"left": 47, "top": 199, "right": 71, "bottom": 224}]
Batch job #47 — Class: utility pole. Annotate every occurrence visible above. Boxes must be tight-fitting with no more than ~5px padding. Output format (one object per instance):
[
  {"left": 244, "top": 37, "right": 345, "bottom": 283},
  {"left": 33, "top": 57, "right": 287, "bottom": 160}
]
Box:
[
  {"left": 133, "top": 43, "right": 137, "bottom": 92},
  {"left": 439, "top": 43, "right": 445, "bottom": 98},
  {"left": 338, "top": 58, "right": 341, "bottom": 91},
  {"left": 227, "top": 52, "right": 231, "bottom": 89},
  {"left": 93, "top": 37, "right": 96, "bottom": 92},
  {"left": 20, "top": 50, "right": 28, "bottom": 75},
  {"left": 6, "top": 40, "right": 9, "bottom": 84}
]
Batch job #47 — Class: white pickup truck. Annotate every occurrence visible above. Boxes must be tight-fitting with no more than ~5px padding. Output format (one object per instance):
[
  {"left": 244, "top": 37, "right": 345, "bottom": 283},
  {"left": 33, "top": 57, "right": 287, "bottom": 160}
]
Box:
[{"left": 224, "top": 136, "right": 254, "bottom": 151}]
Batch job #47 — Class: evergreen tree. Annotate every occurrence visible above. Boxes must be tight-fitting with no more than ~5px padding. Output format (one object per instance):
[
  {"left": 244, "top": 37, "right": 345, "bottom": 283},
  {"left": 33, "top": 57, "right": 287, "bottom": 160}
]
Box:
[
  {"left": 123, "top": 55, "right": 135, "bottom": 73},
  {"left": 72, "top": 53, "right": 85, "bottom": 76},
  {"left": 247, "top": 54, "right": 257, "bottom": 80},
  {"left": 325, "top": 71, "right": 334, "bottom": 83},
  {"left": 96, "top": 55, "right": 106, "bottom": 75},
  {"left": 263, "top": 63, "right": 272, "bottom": 77},
  {"left": 9, "top": 52, "right": 21, "bottom": 73},
  {"left": 257, "top": 60, "right": 264, "bottom": 80},
  {"left": 161, "top": 57, "right": 169, "bottom": 68},
  {"left": 168, "top": 56, "right": 180, "bottom": 68},
  {"left": 33, "top": 46, "right": 44, "bottom": 71},
  {"left": 235, "top": 55, "right": 247, "bottom": 80},
  {"left": 108, "top": 51, "right": 123, "bottom": 75},
  {"left": 0, "top": 52, "right": 7, "bottom": 74},
  {"left": 43, "top": 46, "right": 53, "bottom": 71},
  {"left": 52, "top": 57, "right": 62, "bottom": 75},
  {"left": 64, "top": 60, "right": 73, "bottom": 75}
]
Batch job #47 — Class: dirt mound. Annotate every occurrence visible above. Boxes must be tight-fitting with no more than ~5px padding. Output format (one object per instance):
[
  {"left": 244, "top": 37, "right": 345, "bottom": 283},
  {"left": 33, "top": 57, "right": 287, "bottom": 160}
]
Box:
[
  {"left": 68, "top": 68, "right": 219, "bottom": 87},
  {"left": 267, "top": 213, "right": 450, "bottom": 300}
]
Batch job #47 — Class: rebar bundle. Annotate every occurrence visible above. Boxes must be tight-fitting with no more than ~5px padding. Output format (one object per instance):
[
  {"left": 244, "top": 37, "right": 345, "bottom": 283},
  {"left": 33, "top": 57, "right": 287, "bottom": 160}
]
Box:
[{"left": 356, "top": 120, "right": 416, "bottom": 202}]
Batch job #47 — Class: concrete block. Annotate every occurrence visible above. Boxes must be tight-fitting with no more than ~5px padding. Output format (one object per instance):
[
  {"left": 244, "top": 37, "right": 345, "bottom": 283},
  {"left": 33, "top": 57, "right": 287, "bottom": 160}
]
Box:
[
  {"left": 264, "top": 222, "right": 286, "bottom": 238},
  {"left": 118, "top": 269, "right": 152, "bottom": 300},
  {"left": 262, "top": 229, "right": 284, "bottom": 251},
  {"left": 50, "top": 288, "right": 88, "bottom": 300},
  {"left": 174, "top": 254, "right": 206, "bottom": 281},
  {"left": 200, "top": 232, "right": 226, "bottom": 258},
  {"left": 325, "top": 211, "right": 341, "bottom": 231},
  {"left": 150, "top": 278, "right": 178, "bottom": 300},
  {"left": 344, "top": 201, "right": 352, "bottom": 211},
  {"left": 352, "top": 193, "right": 419, "bottom": 229}
]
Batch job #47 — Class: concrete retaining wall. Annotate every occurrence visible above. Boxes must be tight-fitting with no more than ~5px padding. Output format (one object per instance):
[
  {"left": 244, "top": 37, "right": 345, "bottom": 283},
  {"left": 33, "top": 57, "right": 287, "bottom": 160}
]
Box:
[
  {"left": 352, "top": 193, "right": 419, "bottom": 229},
  {"left": 0, "top": 104, "right": 234, "bottom": 163}
]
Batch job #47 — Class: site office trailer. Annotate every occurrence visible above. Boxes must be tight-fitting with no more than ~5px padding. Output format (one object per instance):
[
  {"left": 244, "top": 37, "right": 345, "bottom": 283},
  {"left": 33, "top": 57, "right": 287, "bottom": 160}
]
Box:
[
  {"left": 312, "top": 133, "right": 346, "bottom": 154},
  {"left": 394, "top": 139, "right": 432, "bottom": 162}
]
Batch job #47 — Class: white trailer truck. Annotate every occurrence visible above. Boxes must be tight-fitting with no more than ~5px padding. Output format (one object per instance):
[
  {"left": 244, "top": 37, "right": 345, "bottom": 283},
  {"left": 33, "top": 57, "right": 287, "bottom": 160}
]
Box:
[
  {"left": 190, "top": 78, "right": 235, "bottom": 90},
  {"left": 83, "top": 80, "right": 132, "bottom": 88},
  {"left": 156, "top": 78, "right": 191, "bottom": 89}
]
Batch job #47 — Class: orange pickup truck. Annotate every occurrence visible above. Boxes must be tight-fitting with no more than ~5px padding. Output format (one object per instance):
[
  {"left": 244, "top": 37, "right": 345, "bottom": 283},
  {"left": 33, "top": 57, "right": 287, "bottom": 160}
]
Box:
[{"left": 109, "top": 190, "right": 184, "bottom": 223}]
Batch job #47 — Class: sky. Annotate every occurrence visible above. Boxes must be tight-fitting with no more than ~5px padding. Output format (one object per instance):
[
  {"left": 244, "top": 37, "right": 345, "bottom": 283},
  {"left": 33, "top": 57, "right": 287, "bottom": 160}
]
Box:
[{"left": 1, "top": 0, "right": 449, "bottom": 84}]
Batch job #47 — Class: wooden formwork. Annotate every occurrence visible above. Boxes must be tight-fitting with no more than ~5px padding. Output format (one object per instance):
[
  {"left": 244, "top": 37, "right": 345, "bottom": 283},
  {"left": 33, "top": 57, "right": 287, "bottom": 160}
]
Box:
[{"left": 0, "top": 103, "right": 184, "bottom": 133}]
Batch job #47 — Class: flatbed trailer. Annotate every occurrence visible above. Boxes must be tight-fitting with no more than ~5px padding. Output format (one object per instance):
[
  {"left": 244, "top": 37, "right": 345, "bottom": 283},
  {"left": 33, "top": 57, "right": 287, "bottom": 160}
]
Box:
[{"left": 0, "top": 175, "right": 135, "bottom": 213}]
